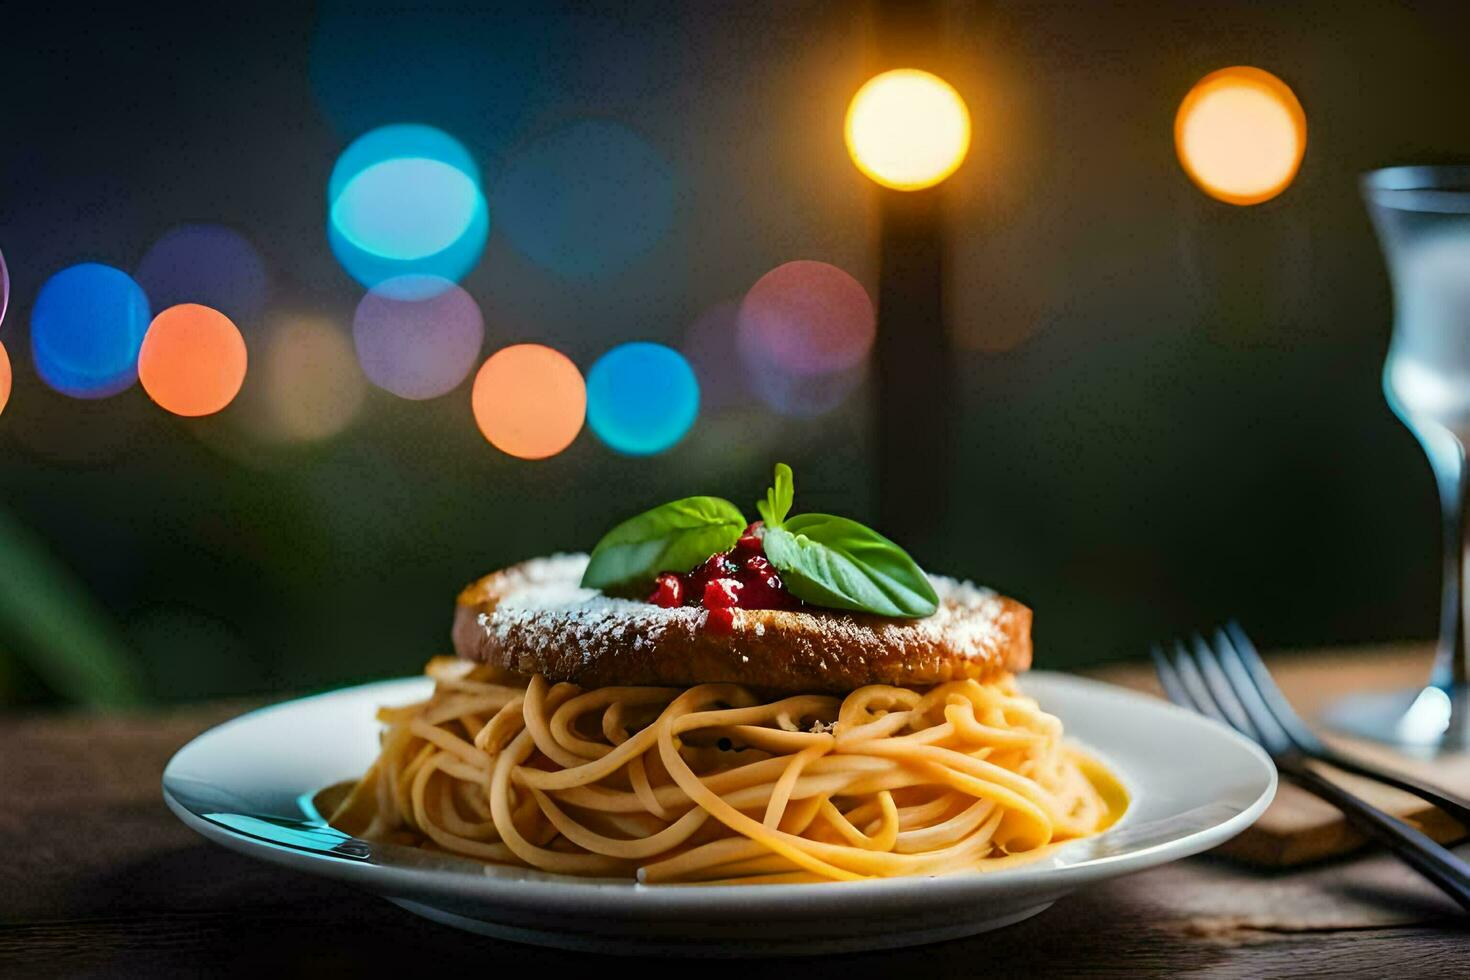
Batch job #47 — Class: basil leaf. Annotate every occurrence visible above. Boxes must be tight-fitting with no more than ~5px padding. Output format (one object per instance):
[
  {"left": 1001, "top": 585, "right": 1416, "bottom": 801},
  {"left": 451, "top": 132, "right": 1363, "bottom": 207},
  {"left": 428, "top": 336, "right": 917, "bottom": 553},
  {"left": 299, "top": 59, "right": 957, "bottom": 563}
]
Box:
[
  {"left": 763, "top": 514, "right": 939, "bottom": 618},
  {"left": 581, "top": 496, "right": 746, "bottom": 595},
  {"left": 755, "top": 462, "right": 794, "bottom": 527}
]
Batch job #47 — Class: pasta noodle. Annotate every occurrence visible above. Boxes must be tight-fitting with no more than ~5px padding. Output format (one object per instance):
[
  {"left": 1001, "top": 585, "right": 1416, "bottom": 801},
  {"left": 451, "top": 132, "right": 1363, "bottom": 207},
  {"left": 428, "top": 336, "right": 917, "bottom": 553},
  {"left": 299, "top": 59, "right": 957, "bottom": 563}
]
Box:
[{"left": 329, "top": 657, "right": 1125, "bottom": 884}]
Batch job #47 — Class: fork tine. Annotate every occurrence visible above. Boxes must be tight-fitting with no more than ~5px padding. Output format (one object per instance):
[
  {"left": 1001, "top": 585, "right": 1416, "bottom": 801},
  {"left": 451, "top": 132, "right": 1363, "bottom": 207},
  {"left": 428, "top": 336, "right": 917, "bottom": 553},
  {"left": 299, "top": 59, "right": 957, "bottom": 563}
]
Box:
[
  {"left": 1188, "top": 632, "right": 1264, "bottom": 743},
  {"left": 1150, "top": 642, "right": 1194, "bottom": 709},
  {"left": 1177, "top": 630, "right": 1470, "bottom": 911},
  {"left": 1168, "top": 639, "right": 1234, "bottom": 728},
  {"left": 1224, "top": 620, "right": 1324, "bottom": 752},
  {"left": 1185, "top": 632, "right": 1277, "bottom": 749},
  {"left": 1224, "top": 626, "right": 1470, "bottom": 828},
  {"left": 1206, "top": 628, "right": 1297, "bottom": 756}
]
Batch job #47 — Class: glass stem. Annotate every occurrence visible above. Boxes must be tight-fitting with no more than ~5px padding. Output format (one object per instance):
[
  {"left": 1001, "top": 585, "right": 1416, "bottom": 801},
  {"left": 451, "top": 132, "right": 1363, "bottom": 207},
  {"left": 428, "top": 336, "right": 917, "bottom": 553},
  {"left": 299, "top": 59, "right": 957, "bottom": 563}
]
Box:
[{"left": 1428, "top": 427, "right": 1470, "bottom": 701}]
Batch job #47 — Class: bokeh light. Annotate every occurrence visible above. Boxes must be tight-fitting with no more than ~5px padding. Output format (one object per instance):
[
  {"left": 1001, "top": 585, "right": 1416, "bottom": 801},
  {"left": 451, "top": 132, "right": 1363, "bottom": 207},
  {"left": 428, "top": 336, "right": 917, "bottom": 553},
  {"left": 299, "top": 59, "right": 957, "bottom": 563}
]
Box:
[
  {"left": 31, "top": 263, "right": 151, "bottom": 398},
  {"left": 685, "top": 299, "right": 866, "bottom": 419},
  {"left": 681, "top": 301, "right": 747, "bottom": 413},
  {"left": 310, "top": 4, "right": 555, "bottom": 146},
  {"left": 0, "top": 341, "right": 11, "bottom": 418},
  {"left": 472, "top": 344, "right": 586, "bottom": 460},
  {"left": 0, "top": 245, "right": 9, "bottom": 331},
  {"left": 138, "top": 304, "right": 248, "bottom": 417},
  {"left": 182, "top": 314, "right": 367, "bottom": 466},
  {"left": 353, "top": 275, "right": 484, "bottom": 400},
  {"left": 260, "top": 315, "right": 367, "bottom": 443},
  {"left": 586, "top": 342, "right": 698, "bottom": 456},
  {"left": 1175, "top": 66, "right": 1306, "bottom": 206},
  {"left": 749, "top": 359, "right": 867, "bottom": 419},
  {"left": 136, "top": 225, "right": 269, "bottom": 326},
  {"left": 330, "top": 123, "right": 479, "bottom": 201},
  {"left": 0, "top": 250, "right": 9, "bottom": 417},
  {"left": 738, "top": 260, "right": 875, "bottom": 376},
  {"left": 493, "top": 119, "right": 676, "bottom": 280},
  {"left": 328, "top": 124, "right": 489, "bottom": 294},
  {"left": 337, "top": 160, "right": 478, "bottom": 258},
  {"left": 846, "top": 69, "right": 971, "bottom": 191}
]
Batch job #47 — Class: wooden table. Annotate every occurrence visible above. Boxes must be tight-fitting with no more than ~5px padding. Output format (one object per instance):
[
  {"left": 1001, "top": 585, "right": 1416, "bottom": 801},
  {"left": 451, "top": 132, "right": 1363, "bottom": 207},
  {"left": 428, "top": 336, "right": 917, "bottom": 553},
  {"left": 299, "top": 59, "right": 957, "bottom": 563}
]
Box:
[{"left": 2, "top": 648, "right": 1467, "bottom": 978}]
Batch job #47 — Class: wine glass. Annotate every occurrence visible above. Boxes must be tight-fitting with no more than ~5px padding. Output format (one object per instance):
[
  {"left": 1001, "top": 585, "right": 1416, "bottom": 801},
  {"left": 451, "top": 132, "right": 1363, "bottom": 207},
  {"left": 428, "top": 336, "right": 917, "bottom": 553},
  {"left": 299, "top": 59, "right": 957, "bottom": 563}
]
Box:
[{"left": 1324, "top": 165, "right": 1470, "bottom": 751}]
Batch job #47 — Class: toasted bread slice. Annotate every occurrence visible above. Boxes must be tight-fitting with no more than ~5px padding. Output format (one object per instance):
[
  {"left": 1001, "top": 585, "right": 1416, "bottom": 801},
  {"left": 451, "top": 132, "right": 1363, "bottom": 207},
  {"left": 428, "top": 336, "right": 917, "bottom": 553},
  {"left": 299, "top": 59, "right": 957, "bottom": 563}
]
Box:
[{"left": 452, "top": 554, "right": 1032, "bottom": 693}]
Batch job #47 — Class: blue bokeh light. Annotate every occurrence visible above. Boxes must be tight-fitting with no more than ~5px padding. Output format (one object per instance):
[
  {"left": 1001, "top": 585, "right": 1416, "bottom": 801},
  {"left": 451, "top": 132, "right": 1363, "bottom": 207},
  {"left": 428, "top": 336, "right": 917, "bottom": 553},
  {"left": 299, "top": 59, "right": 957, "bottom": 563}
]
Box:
[
  {"left": 30, "top": 263, "right": 151, "bottom": 398},
  {"left": 493, "top": 120, "right": 676, "bottom": 280},
  {"left": 334, "top": 160, "right": 479, "bottom": 259},
  {"left": 309, "top": 5, "right": 687, "bottom": 147},
  {"left": 328, "top": 124, "right": 488, "bottom": 295},
  {"left": 310, "top": 4, "right": 557, "bottom": 146},
  {"left": 328, "top": 124, "right": 480, "bottom": 200},
  {"left": 136, "top": 224, "right": 270, "bottom": 327},
  {"left": 586, "top": 342, "right": 699, "bottom": 456}
]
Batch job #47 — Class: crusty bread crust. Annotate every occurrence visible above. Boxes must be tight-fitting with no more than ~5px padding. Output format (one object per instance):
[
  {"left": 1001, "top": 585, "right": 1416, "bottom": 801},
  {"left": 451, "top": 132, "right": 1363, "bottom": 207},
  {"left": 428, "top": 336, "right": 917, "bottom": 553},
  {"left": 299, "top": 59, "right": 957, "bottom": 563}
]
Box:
[{"left": 452, "top": 554, "right": 1032, "bottom": 693}]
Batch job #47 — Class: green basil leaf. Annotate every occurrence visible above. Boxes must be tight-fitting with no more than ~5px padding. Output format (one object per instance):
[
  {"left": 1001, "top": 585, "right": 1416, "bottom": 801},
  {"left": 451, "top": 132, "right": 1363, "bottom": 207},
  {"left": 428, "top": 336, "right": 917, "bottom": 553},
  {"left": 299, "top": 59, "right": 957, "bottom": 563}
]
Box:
[
  {"left": 581, "top": 496, "right": 746, "bottom": 595},
  {"left": 763, "top": 514, "right": 939, "bottom": 618},
  {"left": 755, "top": 462, "right": 795, "bottom": 528}
]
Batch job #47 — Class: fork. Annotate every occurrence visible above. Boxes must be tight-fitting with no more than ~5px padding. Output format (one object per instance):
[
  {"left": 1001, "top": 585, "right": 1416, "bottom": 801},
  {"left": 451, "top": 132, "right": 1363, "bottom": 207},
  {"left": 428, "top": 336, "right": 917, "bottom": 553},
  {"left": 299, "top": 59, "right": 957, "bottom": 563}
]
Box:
[
  {"left": 1152, "top": 624, "right": 1470, "bottom": 911},
  {"left": 1220, "top": 622, "right": 1470, "bottom": 827}
]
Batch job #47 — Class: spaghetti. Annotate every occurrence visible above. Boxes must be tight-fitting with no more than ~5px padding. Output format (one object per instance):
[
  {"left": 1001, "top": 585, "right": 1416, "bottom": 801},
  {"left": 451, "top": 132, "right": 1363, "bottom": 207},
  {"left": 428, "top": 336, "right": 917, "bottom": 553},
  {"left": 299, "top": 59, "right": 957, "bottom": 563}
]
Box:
[{"left": 329, "top": 657, "right": 1125, "bottom": 884}]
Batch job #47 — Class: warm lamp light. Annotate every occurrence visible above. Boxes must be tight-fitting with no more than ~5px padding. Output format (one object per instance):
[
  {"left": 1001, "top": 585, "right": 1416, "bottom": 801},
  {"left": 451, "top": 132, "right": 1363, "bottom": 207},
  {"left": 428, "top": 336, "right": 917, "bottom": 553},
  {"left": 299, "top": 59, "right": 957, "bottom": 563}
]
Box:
[
  {"left": 261, "top": 315, "right": 366, "bottom": 443},
  {"left": 1175, "top": 66, "right": 1306, "bottom": 206},
  {"left": 845, "top": 69, "right": 971, "bottom": 191},
  {"left": 472, "top": 344, "right": 586, "bottom": 460},
  {"left": 138, "top": 304, "right": 248, "bottom": 417},
  {"left": 0, "top": 341, "right": 11, "bottom": 418}
]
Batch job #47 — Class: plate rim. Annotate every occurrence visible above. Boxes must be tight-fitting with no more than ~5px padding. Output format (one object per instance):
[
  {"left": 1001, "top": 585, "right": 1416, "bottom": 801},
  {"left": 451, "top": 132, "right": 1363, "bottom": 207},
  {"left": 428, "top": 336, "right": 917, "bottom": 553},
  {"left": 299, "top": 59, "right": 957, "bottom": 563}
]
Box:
[{"left": 163, "top": 670, "right": 1277, "bottom": 917}]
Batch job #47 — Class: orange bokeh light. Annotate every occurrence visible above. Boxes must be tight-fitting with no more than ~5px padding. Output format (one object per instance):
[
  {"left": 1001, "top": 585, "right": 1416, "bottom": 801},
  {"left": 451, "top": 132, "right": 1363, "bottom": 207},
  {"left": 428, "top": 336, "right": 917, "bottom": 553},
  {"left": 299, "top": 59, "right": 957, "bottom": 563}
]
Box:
[
  {"left": 1175, "top": 66, "right": 1306, "bottom": 206},
  {"left": 0, "top": 341, "right": 11, "bottom": 417},
  {"left": 472, "top": 344, "right": 585, "bottom": 460},
  {"left": 139, "top": 303, "right": 248, "bottom": 417}
]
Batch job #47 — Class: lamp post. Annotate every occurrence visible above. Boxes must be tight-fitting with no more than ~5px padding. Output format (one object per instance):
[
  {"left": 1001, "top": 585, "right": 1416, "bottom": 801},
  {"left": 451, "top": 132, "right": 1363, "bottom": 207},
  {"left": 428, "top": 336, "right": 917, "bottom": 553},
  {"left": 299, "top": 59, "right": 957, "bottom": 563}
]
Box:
[{"left": 847, "top": 0, "right": 971, "bottom": 551}]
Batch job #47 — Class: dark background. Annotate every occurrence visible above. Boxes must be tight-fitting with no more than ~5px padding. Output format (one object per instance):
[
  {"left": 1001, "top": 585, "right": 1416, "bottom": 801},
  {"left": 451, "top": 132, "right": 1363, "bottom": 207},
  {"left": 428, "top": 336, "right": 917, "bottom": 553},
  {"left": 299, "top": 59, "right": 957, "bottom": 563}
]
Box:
[{"left": 2, "top": 0, "right": 1468, "bottom": 709}]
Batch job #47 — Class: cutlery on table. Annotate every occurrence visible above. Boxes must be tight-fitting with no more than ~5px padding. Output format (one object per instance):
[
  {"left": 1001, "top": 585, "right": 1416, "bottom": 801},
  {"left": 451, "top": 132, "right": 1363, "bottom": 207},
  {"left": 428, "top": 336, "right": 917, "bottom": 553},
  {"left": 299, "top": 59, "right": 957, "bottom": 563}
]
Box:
[{"left": 1151, "top": 622, "right": 1470, "bottom": 912}]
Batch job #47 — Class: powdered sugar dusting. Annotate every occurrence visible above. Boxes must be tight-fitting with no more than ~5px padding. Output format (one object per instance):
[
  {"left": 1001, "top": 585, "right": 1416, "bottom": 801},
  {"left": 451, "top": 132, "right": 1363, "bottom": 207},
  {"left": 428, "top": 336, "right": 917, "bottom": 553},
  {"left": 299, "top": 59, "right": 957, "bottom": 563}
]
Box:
[
  {"left": 908, "top": 576, "right": 1010, "bottom": 660},
  {"left": 462, "top": 553, "right": 1020, "bottom": 672},
  {"left": 471, "top": 554, "right": 709, "bottom": 665}
]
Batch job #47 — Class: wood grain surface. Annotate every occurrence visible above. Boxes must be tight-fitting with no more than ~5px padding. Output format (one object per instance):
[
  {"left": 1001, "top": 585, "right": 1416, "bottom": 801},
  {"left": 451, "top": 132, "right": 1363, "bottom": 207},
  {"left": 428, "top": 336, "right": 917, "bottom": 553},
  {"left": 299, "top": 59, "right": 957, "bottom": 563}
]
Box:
[{"left": 1, "top": 647, "right": 1467, "bottom": 977}]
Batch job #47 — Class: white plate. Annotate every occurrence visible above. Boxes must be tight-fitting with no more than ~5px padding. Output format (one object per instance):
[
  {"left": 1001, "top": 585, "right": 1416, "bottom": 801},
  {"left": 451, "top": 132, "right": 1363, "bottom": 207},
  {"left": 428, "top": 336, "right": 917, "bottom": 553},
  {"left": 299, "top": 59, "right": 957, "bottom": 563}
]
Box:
[{"left": 163, "top": 671, "right": 1276, "bottom": 956}]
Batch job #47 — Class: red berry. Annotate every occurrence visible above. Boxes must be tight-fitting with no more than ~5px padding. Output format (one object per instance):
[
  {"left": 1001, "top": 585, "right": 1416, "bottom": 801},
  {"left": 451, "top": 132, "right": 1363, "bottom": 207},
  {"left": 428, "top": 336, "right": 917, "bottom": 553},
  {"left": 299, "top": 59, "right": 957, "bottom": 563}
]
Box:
[
  {"left": 660, "top": 526, "right": 799, "bottom": 627},
  {"left": 735, "top": 521, "right": 765, "bottom": 554},
  {"left": 749, "top": 573, "right": 792, "bottom": 609},
  {"left": 692, "top": 551, "right": 737, "bottom": 584},
  {"left": 703, "top": 577, "right": 742, "bottom": 609},
  {"left": 743, "top": 554, "right": 773, "bottom": 576},
  {"left": 649, "top": 573, "right": 683, "bottom": 608}
]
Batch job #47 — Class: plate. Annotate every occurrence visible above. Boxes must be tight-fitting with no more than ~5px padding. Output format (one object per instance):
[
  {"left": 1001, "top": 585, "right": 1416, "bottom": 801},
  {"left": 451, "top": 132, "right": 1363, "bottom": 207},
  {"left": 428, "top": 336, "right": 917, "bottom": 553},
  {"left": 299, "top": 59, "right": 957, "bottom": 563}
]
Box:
[{"left": 163, "top": 671, "right": 1276, "bottom": 956}]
